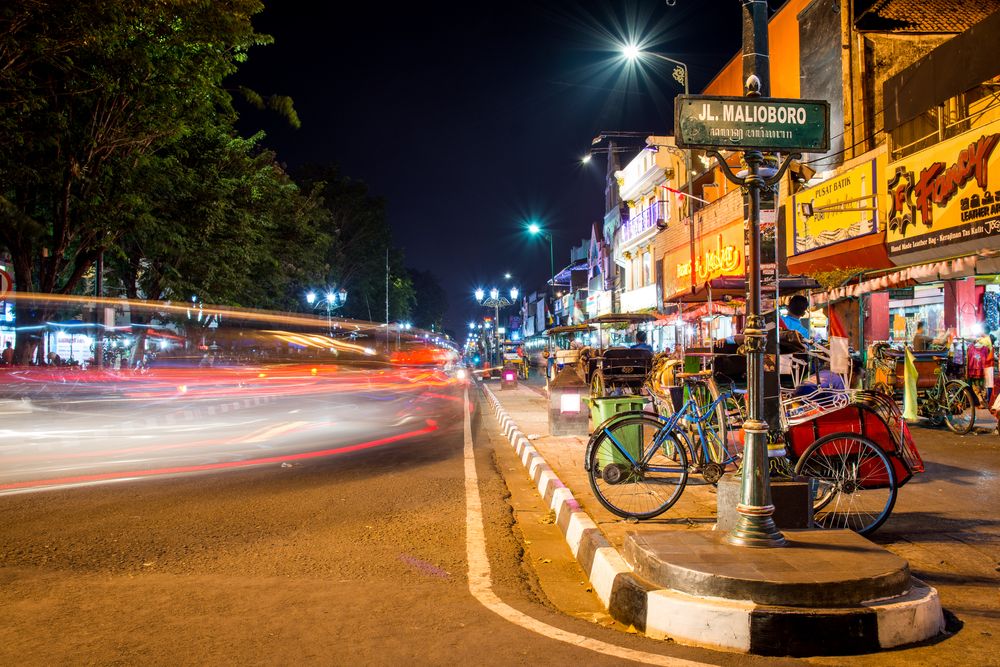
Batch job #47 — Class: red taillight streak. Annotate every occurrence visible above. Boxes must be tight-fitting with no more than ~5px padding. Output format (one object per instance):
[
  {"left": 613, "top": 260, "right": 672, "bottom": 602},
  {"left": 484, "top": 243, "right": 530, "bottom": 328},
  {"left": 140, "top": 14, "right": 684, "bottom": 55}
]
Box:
[{"left": 0, "top": 423, "right": 438, "bottom": 491}]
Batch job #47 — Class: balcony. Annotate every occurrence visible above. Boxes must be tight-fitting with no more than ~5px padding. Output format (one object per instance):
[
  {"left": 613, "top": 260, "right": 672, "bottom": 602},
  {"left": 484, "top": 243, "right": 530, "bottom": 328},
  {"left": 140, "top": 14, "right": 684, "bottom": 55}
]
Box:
[{"left": 620, "top": 201, "right": 665, "bottom": 246}]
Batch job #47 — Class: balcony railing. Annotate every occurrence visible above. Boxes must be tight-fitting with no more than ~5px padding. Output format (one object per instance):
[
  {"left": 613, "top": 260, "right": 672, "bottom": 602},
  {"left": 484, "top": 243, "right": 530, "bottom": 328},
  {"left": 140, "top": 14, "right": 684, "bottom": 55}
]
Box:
[{"left": 621, "top": 201, "right": 664, "bottom": 244}]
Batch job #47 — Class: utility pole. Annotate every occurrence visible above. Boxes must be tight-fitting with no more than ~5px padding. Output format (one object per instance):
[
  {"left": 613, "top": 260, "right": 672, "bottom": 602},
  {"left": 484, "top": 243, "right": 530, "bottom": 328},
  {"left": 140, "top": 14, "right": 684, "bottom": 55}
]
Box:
[
  {"left": 95, "top": 249, "right": 104, "bottom": 369},
  {"left": 385, "top": 247, "right": 390, "bottom": 354}
]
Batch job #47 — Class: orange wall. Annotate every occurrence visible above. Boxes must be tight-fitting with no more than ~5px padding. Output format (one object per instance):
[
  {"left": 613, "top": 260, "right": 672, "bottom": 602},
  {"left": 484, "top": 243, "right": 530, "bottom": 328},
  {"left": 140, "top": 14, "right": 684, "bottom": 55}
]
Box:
[{"left": 703, "top": 0, "right": 810, "bottom": 97}]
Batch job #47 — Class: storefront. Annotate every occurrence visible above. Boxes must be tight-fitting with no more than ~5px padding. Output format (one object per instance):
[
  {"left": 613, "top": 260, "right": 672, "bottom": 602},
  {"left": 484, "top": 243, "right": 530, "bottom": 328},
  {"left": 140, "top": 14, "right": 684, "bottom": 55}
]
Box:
[
  {"left": 786, "top": 148, "right": 893, "bottom": 275},
  {"left": 661, "top": 216, "right": 746, "bottom": 345}
]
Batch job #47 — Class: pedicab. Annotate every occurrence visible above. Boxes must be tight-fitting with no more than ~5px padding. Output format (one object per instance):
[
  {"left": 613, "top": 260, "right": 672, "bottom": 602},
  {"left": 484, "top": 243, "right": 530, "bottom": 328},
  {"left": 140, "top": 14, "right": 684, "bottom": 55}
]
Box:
[
  {"left": 543, "top": 324, "right": 592, "bottom": 382},
  {"left": 581, "top": 312, "right": 658, "bottom": 398},
  {"left": 867, "top": 342, "right": 977, "bottom": 434},
  {"left": 501, "top": 339, "right": 529, "bottom": 380}
]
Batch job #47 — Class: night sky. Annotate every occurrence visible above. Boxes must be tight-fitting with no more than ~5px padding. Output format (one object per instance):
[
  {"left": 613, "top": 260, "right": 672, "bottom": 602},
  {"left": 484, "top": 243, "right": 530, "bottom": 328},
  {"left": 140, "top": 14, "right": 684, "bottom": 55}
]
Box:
[{"left": 234, "top": 1, "right": 776, "bottom": 334}]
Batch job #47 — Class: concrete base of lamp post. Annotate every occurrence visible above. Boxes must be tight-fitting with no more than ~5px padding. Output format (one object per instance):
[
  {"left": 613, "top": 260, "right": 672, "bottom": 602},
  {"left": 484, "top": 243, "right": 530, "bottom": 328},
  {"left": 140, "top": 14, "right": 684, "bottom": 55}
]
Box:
[
  {"left": 547, "top": 367, "right": 589, "bottom": 436},
  {"left": 500, "top": 364, "right": 518, "bottom": 390},
  {"left": 715, "top": 475, "right": 812, "bottom": 531}
]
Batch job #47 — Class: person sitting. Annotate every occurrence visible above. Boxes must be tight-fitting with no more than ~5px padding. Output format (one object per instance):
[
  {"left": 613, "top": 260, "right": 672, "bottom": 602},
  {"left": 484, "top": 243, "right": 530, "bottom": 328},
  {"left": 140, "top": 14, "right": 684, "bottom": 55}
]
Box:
[
  {"left": 631, "top": 330, "right": 653, "bottom": 353},
  {"left": 911, "top": 320, "right": 932, "bottom": 352},
  {"left": 779, "top": 294, "right": 810, "bottom": 337}
]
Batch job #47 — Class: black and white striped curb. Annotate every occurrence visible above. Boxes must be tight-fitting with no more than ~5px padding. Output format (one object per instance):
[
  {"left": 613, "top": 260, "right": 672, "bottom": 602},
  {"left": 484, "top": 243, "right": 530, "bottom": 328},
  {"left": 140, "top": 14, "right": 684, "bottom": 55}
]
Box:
[{"left": 480, "top": 384, "right": 945, "bottom": 656}]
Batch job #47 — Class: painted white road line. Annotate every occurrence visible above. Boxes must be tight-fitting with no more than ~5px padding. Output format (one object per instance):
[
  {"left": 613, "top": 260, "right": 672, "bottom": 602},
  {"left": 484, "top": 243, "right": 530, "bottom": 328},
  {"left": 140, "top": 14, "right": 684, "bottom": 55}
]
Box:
[{"left": 462, "top": 388, "right": 711, "bottom": 667}]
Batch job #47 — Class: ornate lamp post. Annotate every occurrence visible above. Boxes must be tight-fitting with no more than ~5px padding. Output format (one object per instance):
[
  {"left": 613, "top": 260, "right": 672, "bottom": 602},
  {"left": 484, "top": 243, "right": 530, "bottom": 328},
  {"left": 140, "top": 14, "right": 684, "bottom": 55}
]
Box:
[
  {"left": 476, "top": 286, "right": 517, "bottom": 369},
  {"left": 306, "top": 289, "right": 347, "bottom": 334}
]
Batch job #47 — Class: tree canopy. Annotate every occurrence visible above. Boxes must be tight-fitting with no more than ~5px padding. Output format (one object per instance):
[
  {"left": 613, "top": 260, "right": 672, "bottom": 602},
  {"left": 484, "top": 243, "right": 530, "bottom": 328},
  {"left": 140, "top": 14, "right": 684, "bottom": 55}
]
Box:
[{"left": 0, "top": 0, "right": 442, "bottom": 363}]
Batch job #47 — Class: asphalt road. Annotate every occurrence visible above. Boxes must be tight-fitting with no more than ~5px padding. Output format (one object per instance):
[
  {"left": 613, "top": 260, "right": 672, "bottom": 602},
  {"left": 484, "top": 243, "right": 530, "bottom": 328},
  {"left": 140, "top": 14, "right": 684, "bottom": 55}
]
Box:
[
  {"left": 0, "top": 372, "right": 781, "bottom": 667},
  {"left": 1, "top": 369, "right": 997, "bottom": 665}
]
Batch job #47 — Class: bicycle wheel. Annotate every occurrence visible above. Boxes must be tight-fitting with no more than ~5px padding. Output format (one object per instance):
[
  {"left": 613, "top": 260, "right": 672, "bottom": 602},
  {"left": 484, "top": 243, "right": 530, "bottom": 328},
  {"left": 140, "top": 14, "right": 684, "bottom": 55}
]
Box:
[
  {"left": 793, "top": 433, "right": 897, "bottom": 536},
  {"left": 686, "top": 380, "right": 732, "bottom": 467},
  {"left": 944, "top": 381, "right": 976, "bottom": 435},
  {"left": 587, "top": 415, "right": 689, "bottom": 520}
]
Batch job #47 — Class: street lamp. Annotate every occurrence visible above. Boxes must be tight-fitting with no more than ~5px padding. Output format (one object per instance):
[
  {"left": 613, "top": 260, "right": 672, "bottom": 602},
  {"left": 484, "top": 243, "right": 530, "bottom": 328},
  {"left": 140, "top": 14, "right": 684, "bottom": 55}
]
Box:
[
  {"left": 527, "top": 222, "right": 555, "bottom": 311},
  {"left": 621, "top": 45, "right": 698, "bottom": 299},
  {"left": 305, "top": 288, "right": 347, "bottom": 334},
  {"left": 476, "top": 287, "right": 515, "bottom": 370}
]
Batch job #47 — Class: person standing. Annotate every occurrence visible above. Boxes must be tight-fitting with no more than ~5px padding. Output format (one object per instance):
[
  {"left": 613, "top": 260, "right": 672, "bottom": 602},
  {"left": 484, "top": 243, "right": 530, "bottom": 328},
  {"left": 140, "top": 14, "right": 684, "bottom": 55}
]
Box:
[{"left": 1, "top": 341, "right": 13, "bottom": 365}]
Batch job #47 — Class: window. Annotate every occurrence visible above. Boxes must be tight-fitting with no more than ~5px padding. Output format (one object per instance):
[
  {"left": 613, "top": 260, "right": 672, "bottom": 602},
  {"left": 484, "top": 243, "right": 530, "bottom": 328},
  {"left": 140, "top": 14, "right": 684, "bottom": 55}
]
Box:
[
  {"left": 643, "top": 252, "right": 652, "bottom": 287},
  {"left": 891, "top": 75, "right": 1000, "bottom": 160}
]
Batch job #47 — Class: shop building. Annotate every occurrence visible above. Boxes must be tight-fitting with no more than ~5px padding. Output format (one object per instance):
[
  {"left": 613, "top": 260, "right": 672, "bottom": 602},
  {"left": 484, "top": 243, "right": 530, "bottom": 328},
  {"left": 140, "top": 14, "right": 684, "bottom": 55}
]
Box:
[{"left": 812, "top": 8, "right": 1000, "bottom": 354}]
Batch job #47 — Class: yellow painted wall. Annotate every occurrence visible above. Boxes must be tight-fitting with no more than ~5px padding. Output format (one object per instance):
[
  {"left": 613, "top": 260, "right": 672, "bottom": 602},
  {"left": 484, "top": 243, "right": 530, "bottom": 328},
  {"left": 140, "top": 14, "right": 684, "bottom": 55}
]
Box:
[{"left": 703, "top": 0, "right": 810, "bottom": 97}]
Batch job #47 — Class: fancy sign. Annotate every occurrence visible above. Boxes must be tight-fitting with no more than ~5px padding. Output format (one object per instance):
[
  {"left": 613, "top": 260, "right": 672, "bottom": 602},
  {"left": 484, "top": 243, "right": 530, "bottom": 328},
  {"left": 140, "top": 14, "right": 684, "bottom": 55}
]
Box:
[
  {"left": 674, "top": 95, "right": 830, "bottom": 152},
  {"left": 886, "top": 117, "right": 1000, "bottom": 262}
]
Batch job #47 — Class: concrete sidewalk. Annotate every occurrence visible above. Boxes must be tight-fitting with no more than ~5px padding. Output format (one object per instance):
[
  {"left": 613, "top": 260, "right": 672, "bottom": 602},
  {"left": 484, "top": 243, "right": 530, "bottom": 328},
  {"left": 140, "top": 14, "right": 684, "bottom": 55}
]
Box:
[
  {"left": 489, "top": 383, "right": 720, "bottom": 546},
  {"left": 480, "top": 380, "right": 944, "bottom": 656}
]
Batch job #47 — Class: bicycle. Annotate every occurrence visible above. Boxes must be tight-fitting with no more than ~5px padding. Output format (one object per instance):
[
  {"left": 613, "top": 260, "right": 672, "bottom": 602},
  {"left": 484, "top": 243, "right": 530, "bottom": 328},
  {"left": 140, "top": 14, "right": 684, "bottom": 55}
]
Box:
[
  {"left": 868, "top": 345, "right": 976, "bottom": 434},
  {"left": 583, "top": 371, "right": 742, "bottom": 520}
]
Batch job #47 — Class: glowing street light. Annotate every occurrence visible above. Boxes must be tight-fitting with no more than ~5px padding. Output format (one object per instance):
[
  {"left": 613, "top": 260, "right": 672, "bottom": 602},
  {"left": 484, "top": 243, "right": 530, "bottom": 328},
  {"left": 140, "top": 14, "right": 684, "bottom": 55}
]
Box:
[
  {"left": 476, "top": 286, "right": 516, "bottom": 370},
  {"left": 305, "top": 288, "right": 347, "bottom": 334}
]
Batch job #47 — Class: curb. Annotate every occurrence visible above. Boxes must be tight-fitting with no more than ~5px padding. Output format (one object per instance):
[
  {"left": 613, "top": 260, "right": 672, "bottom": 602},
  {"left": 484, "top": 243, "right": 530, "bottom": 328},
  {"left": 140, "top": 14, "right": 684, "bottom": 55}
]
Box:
[{"left": 479, "top": 383, "right": 945, "bottom": 656}]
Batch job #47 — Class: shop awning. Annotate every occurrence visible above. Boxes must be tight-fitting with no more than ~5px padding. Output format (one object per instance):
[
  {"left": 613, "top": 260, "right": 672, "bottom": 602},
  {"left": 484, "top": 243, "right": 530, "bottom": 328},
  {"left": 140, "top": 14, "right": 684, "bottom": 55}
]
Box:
[
  {"left": 786, "top": 231, "right": 893, "bottom": 275},
  {"left": 664, "top": 275, "right": 820, "bottom": 303},
  {"left": 815, "top": 253, "right": 987, "bottom": 304}
]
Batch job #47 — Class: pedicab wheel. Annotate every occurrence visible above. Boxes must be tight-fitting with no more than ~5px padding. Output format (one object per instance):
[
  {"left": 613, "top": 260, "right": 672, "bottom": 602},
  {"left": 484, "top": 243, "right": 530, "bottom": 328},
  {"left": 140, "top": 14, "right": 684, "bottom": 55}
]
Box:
[
  {"left": 587, "top": 416, "right": 689, "bottom": 520},
  {"left": 590, "top": 371, "right": 605, "bottom": 398},
  {"left": 944, "top": 381, "right": 977, "bottom": 435},
  {"left": 793, "top": 432, "right": 897, "bottom": 536}
]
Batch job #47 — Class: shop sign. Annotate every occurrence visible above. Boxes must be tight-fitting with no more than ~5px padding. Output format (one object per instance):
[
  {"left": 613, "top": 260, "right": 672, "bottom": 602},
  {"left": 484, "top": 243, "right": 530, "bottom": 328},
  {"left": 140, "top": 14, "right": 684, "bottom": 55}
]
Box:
[
  {"left": 620, "top": 284, "right": 658, "bottom": 313},
  {"left": 789, "top": 155, "right": 882, "bottom": 256},
  {"left": 886, "top": 118, "right": 1000, "bottom": 261},
  {"left": 586, "top": 290, "right": 612, "bottom": 317},
  {"left": 677, "top": 243, "right": 742, "bottom": 280},
  {"left": 674, "top": 95, "right": 830, "bottom": 152},
  {"left": 888, "top": 287, "right": 914, "bottom": 300}
]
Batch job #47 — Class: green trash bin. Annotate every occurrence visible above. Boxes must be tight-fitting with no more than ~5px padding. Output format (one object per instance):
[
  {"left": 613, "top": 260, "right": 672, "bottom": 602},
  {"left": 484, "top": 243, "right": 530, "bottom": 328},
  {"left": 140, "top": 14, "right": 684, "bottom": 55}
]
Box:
[
  {"left": 683, "top": 355, "right": 702, "bottom": 374},
  {"left": 585, "top": 396, "right": 649, "bottom": 468}
]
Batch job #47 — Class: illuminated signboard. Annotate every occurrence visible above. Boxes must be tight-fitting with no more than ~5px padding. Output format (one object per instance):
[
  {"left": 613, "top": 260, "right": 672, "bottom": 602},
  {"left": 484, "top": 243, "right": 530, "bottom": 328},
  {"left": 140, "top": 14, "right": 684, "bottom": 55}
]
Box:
[
  {"left": 677, "top": 243, "right": 742, "bottom": 280},
  {"left": 886, "top": 117, "right": 1000, "bottom": 261},
  {"left": 789, "top": 154, "right": 883, "bottom": 256}
]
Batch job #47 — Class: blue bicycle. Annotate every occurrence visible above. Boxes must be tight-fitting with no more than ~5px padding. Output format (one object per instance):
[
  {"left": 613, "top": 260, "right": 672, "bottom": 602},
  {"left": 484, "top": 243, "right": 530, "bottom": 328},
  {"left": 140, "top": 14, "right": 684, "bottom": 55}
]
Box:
[{"left": 584, "top": 372, "right": 743, "bottom": 520}]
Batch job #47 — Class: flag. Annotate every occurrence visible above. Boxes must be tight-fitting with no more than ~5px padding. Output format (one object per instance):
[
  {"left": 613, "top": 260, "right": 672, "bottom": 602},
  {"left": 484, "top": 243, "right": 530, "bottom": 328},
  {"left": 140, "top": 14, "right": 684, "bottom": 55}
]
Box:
[
  {"left": 828, "top": 307, "right": 847, "bottom": 338},
  {"left": 903, "top": 347, "right": 919, "bottom": 422}
]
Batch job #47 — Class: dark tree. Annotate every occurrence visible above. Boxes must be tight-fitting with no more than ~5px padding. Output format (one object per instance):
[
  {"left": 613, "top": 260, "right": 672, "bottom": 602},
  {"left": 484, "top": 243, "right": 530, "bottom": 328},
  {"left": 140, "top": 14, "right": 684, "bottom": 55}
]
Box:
[{"left": 407, "top": 268, "right": 449, "bottom": 331}]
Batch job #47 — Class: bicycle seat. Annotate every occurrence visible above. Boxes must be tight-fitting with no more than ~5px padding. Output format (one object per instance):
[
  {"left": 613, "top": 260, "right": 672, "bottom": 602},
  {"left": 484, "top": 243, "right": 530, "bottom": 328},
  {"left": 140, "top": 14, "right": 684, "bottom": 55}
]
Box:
[{"left": 675, "top": 370, "right": 713, "bottom": 380}]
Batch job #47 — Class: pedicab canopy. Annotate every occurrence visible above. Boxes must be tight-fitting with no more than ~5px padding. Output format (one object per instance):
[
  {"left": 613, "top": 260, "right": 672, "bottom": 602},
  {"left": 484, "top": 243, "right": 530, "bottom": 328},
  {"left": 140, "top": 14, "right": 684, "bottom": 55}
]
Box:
[
  {"left": 544, "top": 324, "right": 593, "bottom": 336},
  {"left": 584, "top": 313, "right": 658, "bottom": 325}
]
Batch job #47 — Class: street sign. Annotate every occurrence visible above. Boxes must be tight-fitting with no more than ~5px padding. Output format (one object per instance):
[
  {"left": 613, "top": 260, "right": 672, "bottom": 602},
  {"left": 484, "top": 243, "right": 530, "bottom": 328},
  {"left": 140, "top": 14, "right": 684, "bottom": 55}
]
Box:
[
  {"left": 0, "top": 268, "right": 11, "bottom": 298},
  {"left": 675, "top": 95, "right": 830, "bottom": 152}
]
